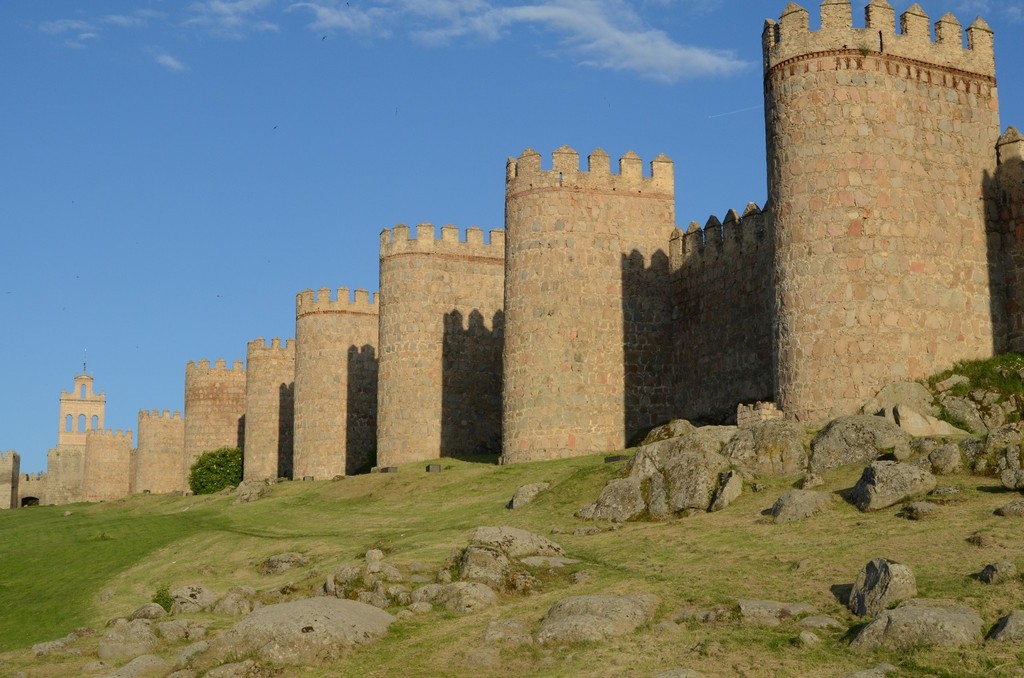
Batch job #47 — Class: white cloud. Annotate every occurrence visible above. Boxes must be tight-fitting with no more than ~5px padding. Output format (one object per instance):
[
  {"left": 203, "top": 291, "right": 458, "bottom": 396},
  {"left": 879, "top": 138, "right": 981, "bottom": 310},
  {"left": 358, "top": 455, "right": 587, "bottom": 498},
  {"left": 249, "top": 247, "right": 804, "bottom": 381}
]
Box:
[
  {"left": 290, "top": 0, "right": 747, "bottom": 80},
  {"left": 186, "top": 0, "right": 280, "bottom": 37},
  {"left": 154, "top": 51, "right": 187, "bottom": 71},
  {"left": 66, "top": 32, "right": 100, "bottom": 49},
  {"left": 40, "top": 19, "right": 96, "bottom": 35}
]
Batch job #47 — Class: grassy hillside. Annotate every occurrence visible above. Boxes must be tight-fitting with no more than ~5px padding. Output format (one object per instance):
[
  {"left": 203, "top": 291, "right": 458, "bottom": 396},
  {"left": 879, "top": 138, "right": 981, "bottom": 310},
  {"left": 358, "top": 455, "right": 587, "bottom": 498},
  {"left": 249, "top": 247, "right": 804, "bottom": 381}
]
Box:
[{"left": 2, "top": 452, "right": 1023, "bottom": 677}]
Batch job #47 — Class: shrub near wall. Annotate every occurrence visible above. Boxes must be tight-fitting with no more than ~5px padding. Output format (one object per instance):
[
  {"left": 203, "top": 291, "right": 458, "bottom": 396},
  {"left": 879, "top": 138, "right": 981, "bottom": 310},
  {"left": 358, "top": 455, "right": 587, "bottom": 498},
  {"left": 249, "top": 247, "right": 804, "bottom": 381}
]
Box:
[{"left": 188, "top": 447, "right": 243, "bottom": 495}]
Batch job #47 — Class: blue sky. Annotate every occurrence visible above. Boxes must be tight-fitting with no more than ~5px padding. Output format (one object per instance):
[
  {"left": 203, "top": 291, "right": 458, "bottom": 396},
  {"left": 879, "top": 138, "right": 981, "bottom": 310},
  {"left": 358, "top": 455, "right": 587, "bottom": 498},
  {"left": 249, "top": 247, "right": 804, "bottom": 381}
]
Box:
[{"left": 3, "top": 0, "right": 1023, "bottom": 474}]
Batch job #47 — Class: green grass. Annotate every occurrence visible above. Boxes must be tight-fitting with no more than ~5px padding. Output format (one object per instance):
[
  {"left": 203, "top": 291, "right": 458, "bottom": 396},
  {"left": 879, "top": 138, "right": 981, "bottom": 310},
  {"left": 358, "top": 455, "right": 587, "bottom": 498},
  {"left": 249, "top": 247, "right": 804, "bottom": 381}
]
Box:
[
  {"left": 927, "top": 353, "right": 1024, "bottom": 399},
  {"left": 2, "top": 453, "right": 1024, "bottom": 677}
]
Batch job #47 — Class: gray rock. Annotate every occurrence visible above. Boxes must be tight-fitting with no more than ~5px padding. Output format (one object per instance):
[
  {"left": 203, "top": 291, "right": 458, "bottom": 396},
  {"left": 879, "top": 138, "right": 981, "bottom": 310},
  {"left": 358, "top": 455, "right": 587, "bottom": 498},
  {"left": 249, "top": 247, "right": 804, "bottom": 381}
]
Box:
[
  {"left": 96, "top": 654, "right": 170, "bottom": 678},
  {"left": 261, "top": 552, "right": 308, "bottom": 575},
  {"left": 197, "top": 598, "right": 394, "bottom": 668},
  {"left": 233, "top": 479, "right": 270, "bottom": 504},
  {"left": 800, "top": 472, "right": 825, "bottom": 489},
  {"left": 170, "top": 585, "right": 218, "bottom": 614},
  {"left": 770, "top": 490, "right": 832, "bottom": 524},
  {"left": 798, "top": 630, "right": 821, "bottom": 647},
  {"left": 979, "top": 561, "right": 1017, "bottom": 584},
  {"left": 483, "top": 619, "right": 533, "bottom": 646},
  {"left": 810, "top": 416, "right": 911, "bottom": 474},
  {"left": 996, "top": 500, "right": 1024, "bottom": 517},
  {"left": 157, "top": 620, "right": 207, "bottom": 643},
  {"left": 863, "top": 382, "right": 938, "bottom": 418},
  {"left": 130, "top": 603, "right": 167, "bottom": 620},
  {"left": 1001, "top": 468, "right": 1024, "bottom": 490},
  {"left": 939, "top": 395, "right": 987, "bottom": 435},
  {"left": 406, "top": 601, "right": 432, "bottom": 614},
  {"left": 536, "top": 594, "right": 660, "bottom": 645},
  {"left": 848, "top": 558, "right": 916, "bottom": 618},
  {"left": 849, "top": 462, "right": 936, "bottom": 512},
  {"left": 411, "top": 582, "right": 497, "bottom": 613},
  {"left": 899, "top": 501, "right": 939, "bottom": 521},
  {"left": 799, "top": 615, "right": 844, "bottom": 629},
  {"left": 508, "top": 482, "right": 550, "bottom": 509},
  {"left": 724, "top": 420, "right": 809, "bottom": 477},
  {"left": 97, "top": 619, "right": 158, "bottom": 662},
  {"left": 934, "top": 375, "right": 970, "bottom": 393},
  {"left": 174, "top": 641, "right": 209, "bottom": 669},
  {"left": 576, "top": 477, "right": 645, "bottom": 522},
  {"left": 891, "top": 404, "right": 968, "bottom": 437},
  {"left": 929, "top": 444, "right": 963, "bottom": 475},
  {"left": 470, "top": 526, "right": 564, "bottom": 558},
  {"left": 204, "top": 660, "right": 259, "bottom": 677},
  {"left": 708, "top": 470, "right": 743, "bottom": 512},
  {"left": 988, "top": 611, "right": 1024, "bottom": 641},
  {"left": 736, "top": 600, "right": 814, "bottom": 627},
  {"left": 213, "top": 587, "right": 256, "bottom": 616},
  {"left": 841, "top": 664, "right": 898, "bottom": 678},
  {"left": 459, "top": 545, "right": 510, "bottom": 590},
  {"left": 651, "top": 671, "right": 705, "bottom": 678},
  {"left": 641, "top": 420, "right": 697, "bottom": 444},
  {"left": 850, "top": 599, "right": 982, "bottom": 651}
]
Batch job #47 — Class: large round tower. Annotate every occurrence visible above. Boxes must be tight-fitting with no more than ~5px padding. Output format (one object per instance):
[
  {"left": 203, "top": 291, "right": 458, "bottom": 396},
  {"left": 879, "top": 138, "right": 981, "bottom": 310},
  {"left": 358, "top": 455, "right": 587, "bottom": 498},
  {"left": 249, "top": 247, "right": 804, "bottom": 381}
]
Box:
[
  {"left": 502, "top": 146, "right": 676, "bottom": 463},
  {"left": 244, "top": 337, "right": 295, "bottom": 481},
  {"left": 183, "top": 358, "right": 246, "bottom": 488},
  {"left": 764, "top": 0, "right": 1000, "bottom": 419}
]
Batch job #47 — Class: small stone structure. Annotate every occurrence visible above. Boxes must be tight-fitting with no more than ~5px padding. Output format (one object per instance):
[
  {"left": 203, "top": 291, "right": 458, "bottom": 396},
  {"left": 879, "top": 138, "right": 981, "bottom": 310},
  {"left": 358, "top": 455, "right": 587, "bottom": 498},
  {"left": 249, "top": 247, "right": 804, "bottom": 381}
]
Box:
[{"left": 736, "top": 402, "right": 785, "bottom": 430}]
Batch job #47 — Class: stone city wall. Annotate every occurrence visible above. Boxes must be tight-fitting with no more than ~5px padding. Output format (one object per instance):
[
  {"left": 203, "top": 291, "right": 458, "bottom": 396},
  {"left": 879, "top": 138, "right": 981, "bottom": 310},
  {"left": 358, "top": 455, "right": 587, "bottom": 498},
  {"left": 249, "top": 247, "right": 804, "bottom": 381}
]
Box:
[
  {"left": 82, "top": 428, "right": 133, "bottom": 502},
  {"left": 765, "top": 1, "right": 999, "bottom": 420},
  {"left": 18, "top": 472, "right": 46, "bottom": 508},
  {"left": 671, "top": 204, "right": 776, "bottom": 422},
  {"left": 135, "top": 409, "right": 185, "bottom": 494},
  {"left": 0, "top": 450, "right": 19, "bottom": 510},
  {"left": 244, "top": 338, "right": 295, "bottom": 481},
  {"left": 996, "top": 128, "right": 1024, "bottom": 351},
  {"left": 46, "top": 445, "right": 86, "bottom": 505},
  {"left": 293, "top": 288, "right": 378, "bottom": 479},
  {"left": 377, "top": 224, "right": 505, "bottom": 466},
  {"left": 183, "top": 358, "right": 246, "bottom": 489}
]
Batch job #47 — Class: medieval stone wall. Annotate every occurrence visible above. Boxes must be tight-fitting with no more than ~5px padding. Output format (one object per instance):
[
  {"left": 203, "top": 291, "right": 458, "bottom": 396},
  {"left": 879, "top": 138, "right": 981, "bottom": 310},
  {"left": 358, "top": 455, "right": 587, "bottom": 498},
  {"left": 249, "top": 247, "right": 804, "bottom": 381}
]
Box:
[
  {"left": 765, "top": 1, "right": 1000, "bottom": 420},
  {"left": 0, "top": 450, "right": 19, "bottom": 510},
  {"left": 377, "top": 224, "right": 505, "bottom": 466},
  {"left": 293, "top": 288, "right": 378, "bottom": 479},
  {"left": 183, "top": 359, "right": 246, "bottom": 489},
  {"left": 18, "top": 472, "right": 46, "bottom": 507},
  {"left": 996, "top": 128, "right": 1024, "bottom": 351},
  {"left": 244, "top": 338, "right": 295, "bottom": 481},
  {"left": 502, "top": 147, "right": 677, "bottom": 463},
  {"left": 671, "top": 205, "right": 776, "bottom": 422},
  {"left": 135, "top": 409, "right": 185, "bottom": 494},
  {"left": 46, "top": 445, "right": 85, "bottom": 505},
  {"left": 82, "top": 429, "right": 133, "bottom": 502}
]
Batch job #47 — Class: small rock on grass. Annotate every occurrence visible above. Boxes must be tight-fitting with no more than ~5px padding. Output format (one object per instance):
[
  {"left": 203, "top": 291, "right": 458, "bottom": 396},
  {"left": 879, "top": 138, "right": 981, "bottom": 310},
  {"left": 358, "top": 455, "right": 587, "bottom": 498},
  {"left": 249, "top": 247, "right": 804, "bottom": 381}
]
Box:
[{"left": 979, "top": 561, "right": 1017, "bottom": 584}]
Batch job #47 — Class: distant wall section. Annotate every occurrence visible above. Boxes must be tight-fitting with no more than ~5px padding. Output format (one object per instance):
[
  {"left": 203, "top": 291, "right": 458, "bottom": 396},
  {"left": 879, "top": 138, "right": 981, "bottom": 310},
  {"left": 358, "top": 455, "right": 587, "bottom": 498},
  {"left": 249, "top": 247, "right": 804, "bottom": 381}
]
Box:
[
  {"left": 83, "top": 429, "right": 133, "bottom": 502},
  {"left": 0, "top": 450, "right": 19, "bottom": 509},
  {"left": 135, "top": 409, "right": 185, "bottom": 494}
]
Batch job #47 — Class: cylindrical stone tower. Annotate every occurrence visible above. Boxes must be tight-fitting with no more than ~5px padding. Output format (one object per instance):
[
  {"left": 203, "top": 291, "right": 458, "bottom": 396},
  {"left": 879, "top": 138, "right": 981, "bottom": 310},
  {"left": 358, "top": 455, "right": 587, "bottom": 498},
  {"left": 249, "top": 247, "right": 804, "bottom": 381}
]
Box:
[
  {"left": 502, "top": 146, "right": 676, "bottom": 463},
  {"left": 183, "top": 358, "right": 246, "bottom": 489},
  {"left": 135, "top": 409, "right": 185, "bottom": 494},
  {"left": 0, "top": 451, "right": 19, "bottom": 510},
  {"left": 377, "top": 224, "right": 505, "bottom": 466},
  {"left": 244, "top": 337, "right": 295, "bottom": 481},
  {"left": 293, "top": 288, "right": 378, "bottom": 479},
  {"left": 82, "top": 428, "right": 133, "bottom": 502},
  {"left": 764, "top": 0, "right": 1000, "bottom": 419}
]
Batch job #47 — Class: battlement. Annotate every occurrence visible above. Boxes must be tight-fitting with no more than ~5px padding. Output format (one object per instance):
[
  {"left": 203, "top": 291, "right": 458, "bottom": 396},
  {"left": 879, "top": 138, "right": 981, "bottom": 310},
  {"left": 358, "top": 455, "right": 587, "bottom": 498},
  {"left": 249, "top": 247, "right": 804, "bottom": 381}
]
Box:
[
  {"left": 999, "top": 126, "right": 1024, "bottom": 164},
  {"left": 506, "top": 146, "right": 673, "bottom": 196},
  {"left": 296, "top": 287, "right": 379, "bottom": 318},
  {"left": 670, "top": 203, "right": 768, "bottom": 269},
  {"left": 86, "top": 428, "right": 133, "bottom": 443},
  {"left": 379, "top": 224, "right": 505, "bottom": 259},
  {"left": 22, "top": 472, "right": 46, "bottom": 481},
  {"left": 138, "top": 408, "right": 183, "bottom": 422},
  {"left": 0, "top": 450, "right": 19, "bottom": 463},
  {"left": 187, "top": 358, "right": 245, "bottom": 372},
  {"left": 247, "top": 337, "right": 296, "bottom": 354},
  {"left": 764, "top": 2, "right": 995, "bottom": 78}
]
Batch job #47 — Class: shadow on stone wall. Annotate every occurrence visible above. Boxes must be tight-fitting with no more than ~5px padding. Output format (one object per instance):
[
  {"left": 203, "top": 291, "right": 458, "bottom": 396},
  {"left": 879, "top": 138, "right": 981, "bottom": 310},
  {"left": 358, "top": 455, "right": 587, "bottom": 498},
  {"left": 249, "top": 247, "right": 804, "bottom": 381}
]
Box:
[
  {"left": 985, "top": 149, "right": 1024, "bottom": 353},
  {"left": 441, "top": 309, "right": 503, "bottom": 462},
  {"left": 276, "top": 382, "right": 294, "bottom": 478},
  {"left": 621, "top": 249, "right": 675, "bottom": 442},
  {"left": 345, "top": 345, "right": 378, "bottom": 475},
  {"left": 236, "top": 414, "right": 246, "bottom": 452}
]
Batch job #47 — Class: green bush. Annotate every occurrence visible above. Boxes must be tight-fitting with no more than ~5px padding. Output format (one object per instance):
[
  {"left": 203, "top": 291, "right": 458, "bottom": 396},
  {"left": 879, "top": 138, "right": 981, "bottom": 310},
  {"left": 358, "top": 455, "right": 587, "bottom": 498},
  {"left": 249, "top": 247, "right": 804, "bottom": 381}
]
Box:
[
  {"left": 188, "top": 447, "right": 243, "bottom": 495},
  {"left": 152, "top": 584, "right": 173, "bottom": 612}
]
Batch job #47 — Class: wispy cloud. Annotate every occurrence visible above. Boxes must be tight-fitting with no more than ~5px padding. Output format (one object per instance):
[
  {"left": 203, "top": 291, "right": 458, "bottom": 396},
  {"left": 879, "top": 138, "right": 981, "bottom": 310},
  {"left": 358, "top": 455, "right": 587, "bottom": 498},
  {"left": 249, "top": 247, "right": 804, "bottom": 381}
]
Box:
[
  {"left": 153, "top": 51, "right": 187, "bottom": 72},
  {"left": 289, "top": 0, "right": 747, "bottom": 80},
  {"left": 186, "top": 0, "right": 281, "bottom": 38},
  {"left": 40, "top": 19, "right": 96, "bottom": 35}
]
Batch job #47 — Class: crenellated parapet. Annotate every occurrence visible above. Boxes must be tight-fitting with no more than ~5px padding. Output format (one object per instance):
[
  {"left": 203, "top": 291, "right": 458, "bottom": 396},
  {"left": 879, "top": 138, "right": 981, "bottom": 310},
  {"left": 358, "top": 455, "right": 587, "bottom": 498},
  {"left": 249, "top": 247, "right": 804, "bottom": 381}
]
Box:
[
  {"left": 83, "top": 427, "right": 133, "bottom": 502},
  {"left": 85, "top": 428, "right": 134, "bottom": 444},
  {"left": 764, "top": 2, "right": 995, "bottom": 78},
  {"left": 138, "top": 409, "right": 183, "bottom": 422},
  {"left": 186, "top": 358, "right": 245, "bottom": 373},
  {"left": 379, "top": 224, "right": 504, "bottom": 261},
  {"left": 296, "top": 287, "right": 379, "bottom": 320},
  {"left": 506, "top": 146, "right": 673, "bottom": 198},
  {"left": 670, "top": 203, "right": 768, "bottom": 272},
  {"left": 183, "top": 356, "right": 246, "bottom": 490},
  {"left": 247, "top": 337, "right": 295, "bottom": 354}
]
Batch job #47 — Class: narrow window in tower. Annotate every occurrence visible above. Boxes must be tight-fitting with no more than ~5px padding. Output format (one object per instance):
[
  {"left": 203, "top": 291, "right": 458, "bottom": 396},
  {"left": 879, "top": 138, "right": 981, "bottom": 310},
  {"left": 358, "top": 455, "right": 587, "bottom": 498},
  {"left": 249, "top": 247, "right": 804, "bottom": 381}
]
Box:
[
  {"left": 80, "top": 384, "right": 86, "bottom": 398},
  {"left": 91, "top": 415, "right": 98, "bottom": 430},
  {"left": 78, "top": 414, "right": 86, "bottom": 432},
  {"left": 65, "top": 414, "right": 72, "bottom": 432}
]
